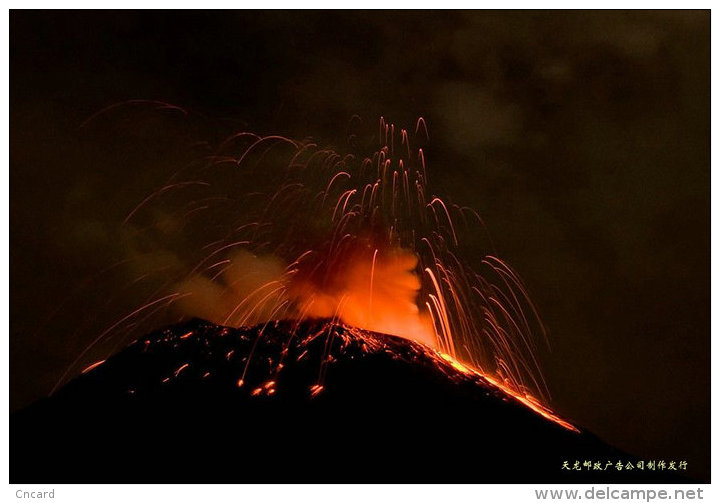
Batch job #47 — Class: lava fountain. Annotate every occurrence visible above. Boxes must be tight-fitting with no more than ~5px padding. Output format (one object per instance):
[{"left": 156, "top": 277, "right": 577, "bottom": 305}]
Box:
[{"left": 56, "top": 112, "right": 575, "bottom": 432}]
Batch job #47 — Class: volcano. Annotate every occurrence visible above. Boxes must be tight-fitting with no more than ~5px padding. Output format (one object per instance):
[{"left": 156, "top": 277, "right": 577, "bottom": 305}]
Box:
[{"left": 11, "top": 319, "right": 686, "bottom": 483}]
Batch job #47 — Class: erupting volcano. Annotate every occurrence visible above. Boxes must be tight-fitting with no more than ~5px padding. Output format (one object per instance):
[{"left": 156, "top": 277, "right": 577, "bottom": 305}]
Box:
[
  {"left": 11, "top": 115, "right": 685, "bottom": 483},
  {"left": 54, "top": 115, "right": 554, "bottom": 403}
]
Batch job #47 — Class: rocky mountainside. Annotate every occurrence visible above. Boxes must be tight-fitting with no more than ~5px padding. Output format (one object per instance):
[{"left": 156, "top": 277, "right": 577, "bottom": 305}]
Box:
[{"left": 11, "top": 318, "right": 688, "bottom": 483}]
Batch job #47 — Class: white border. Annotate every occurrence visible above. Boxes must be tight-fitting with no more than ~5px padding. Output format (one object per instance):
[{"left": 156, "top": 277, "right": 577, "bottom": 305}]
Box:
[{"left": 3, "top": 5, "right": 714, "bottom": 502}]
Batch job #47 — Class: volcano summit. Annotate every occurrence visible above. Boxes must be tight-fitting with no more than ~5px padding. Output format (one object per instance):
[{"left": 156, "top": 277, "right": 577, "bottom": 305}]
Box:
[{"left": 11, "top": 318, "right": 685, "bottom": 483}]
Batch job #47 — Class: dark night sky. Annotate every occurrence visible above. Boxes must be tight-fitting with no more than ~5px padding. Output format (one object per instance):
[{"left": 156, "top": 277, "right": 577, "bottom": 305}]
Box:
[{"left": 10, "top": 11, "right": 709, "bottom": 479}]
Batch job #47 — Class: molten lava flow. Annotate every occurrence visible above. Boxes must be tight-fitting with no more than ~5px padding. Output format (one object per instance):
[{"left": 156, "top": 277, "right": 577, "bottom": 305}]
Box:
[{"left": 434, "top": 351, "right": 579, "bottom": 432}]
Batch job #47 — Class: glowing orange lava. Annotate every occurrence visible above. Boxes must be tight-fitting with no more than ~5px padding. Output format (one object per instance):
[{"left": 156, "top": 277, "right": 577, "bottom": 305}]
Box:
[
  {"left": 436, "top": 351, "right": 579, "bottom": 432},
  {"left": 288, "top": 247, "right": 437, "bottom": 348}
]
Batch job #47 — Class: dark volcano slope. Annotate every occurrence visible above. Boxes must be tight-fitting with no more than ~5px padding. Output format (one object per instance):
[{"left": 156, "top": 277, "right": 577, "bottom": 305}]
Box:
[{"left": 12, "top": 319, "right": 686, "bottom": 483}]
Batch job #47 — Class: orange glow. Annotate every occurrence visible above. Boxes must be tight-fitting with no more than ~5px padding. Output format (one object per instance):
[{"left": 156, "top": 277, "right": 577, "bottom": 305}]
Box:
[
  {"left": 439, "top": 352, "right": 472, "bottom": 374},
  {"left": 288, "top": 247, "right": 436, "bottom": 348}
]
